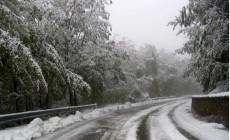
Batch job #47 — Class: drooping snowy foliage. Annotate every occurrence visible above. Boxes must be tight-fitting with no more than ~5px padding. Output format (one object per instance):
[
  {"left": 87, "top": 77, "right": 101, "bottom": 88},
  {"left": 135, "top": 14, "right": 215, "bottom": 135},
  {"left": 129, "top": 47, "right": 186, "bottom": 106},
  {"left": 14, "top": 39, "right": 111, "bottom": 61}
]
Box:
[
  {"left": 169, "top": 0, "right": 229, "bottom": 92},
  {"left": 0, "top": 0, "right": 131, "bottom": 113},
  {"left": 66, "top": 70, "right": 90, "bottom": 94},
  {"left": 1, "top": 0, "right": 108, "bottom": 113},
  {"left": 0, "top": 29, "right": 48, "bottom": 92}
]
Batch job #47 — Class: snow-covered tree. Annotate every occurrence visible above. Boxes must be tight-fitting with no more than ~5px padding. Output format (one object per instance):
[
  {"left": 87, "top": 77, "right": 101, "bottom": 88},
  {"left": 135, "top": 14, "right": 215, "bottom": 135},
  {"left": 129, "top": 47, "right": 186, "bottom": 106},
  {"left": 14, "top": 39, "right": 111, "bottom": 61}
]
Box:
[
  {"left": 0, "top": 0, "right": 50, "bottom": 112},
  {"left": 0, "top": 0, "right": 91, "bottom": 113},
  {"left": 169, "top": 0, "right": 229, "bottom": 92},
  {"left": 27, "top": 0, "right": 121, "bottom": 104}
]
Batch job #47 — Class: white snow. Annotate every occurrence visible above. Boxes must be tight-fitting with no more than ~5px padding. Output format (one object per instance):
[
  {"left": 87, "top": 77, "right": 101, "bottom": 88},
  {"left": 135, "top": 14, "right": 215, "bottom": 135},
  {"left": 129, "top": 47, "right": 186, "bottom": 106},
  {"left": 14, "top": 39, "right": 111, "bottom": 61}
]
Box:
[
  {"left": 118, "top": 99, "right": 180, "bottom": 140},
  {"left": 1, "top": 97, "right": 227, "bottom": 140},
  {"left": 124, "top": 122, "right": 140, "bottom": 140},
  {"left": 173, "top": 100, "right": 229, "bottom": 140},
  {"left": 192, "top": 91, "right": 229, "bottom": 98},
  {"left": 149, "top": 100, "right": 187, "bottom": 140},
  {"left": 0, "top": 98, "right": 176, "bottom": 140},
  {"left": 66, "top": 69, "right": 90, "bottom": 91}
]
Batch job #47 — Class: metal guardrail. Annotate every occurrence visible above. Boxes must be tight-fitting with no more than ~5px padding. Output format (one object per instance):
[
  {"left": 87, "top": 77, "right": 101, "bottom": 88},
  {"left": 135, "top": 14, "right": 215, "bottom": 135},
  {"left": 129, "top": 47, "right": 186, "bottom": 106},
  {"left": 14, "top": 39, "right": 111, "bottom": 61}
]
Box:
[
  {"left": 150, "top": 96, "right": 175, "bottom": 100},
  {"left": 0, "top": 104, "right": 97, "bottom": 125}
]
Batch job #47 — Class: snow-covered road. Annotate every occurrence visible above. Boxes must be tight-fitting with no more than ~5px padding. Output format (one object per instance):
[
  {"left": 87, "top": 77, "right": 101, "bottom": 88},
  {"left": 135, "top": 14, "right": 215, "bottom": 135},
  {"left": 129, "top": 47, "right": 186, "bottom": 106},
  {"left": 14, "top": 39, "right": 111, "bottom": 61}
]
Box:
[
  {"left": 1, "top": 97, "right": 228, "bottom": 140},
  {"left": 37, "top": 99, "right": 175, "bottom": 140},
  {"left": 34, "top": 97, "right": 228, "bottom": 140}
]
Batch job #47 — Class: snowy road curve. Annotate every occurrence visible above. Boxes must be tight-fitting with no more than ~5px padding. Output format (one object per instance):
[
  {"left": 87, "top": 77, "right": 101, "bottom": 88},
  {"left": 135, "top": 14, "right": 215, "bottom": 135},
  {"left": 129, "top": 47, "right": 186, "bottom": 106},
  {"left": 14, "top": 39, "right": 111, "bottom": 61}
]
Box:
[{"left": 37, "top": 97, "right": 229, "bottom": 140}]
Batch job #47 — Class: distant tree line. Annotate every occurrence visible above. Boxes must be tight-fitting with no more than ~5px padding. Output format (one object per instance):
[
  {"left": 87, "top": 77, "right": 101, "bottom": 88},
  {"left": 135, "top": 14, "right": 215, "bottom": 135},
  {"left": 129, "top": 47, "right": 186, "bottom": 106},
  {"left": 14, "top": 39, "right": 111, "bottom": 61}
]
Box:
[{"left": 104, "top": 41, "right": 201, "bottom": 103}]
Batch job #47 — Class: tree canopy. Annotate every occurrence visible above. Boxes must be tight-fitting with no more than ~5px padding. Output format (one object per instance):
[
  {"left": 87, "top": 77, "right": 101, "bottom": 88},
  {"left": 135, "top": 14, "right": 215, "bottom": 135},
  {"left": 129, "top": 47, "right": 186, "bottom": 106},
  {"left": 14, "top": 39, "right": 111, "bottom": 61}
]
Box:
[{"left": 169, "top": 0, "right": 229, "bottom": 93}]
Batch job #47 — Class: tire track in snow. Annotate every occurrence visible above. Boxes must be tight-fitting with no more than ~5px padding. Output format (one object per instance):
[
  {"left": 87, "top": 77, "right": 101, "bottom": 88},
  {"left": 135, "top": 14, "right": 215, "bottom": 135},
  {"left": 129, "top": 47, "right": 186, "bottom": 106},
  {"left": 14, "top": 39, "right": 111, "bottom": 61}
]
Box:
[
  {"left": 79, "top": 111, "right": 135, "bottom": 140},
  {"left": 137, "top": 115, "right": 150, "bottom": 140},
  {"left": 36, "top": 98, "right": 181, "bottom": 140},
  {"left": 117, "top": 100, "right": 178, "bottom": 140},
  {"left": 78, "top": 101, "right": 174, "bottom": 140},
  {"left": 168, "top": 103, "right": 199, "bottom": 140},
  {"left": 148, "top": 100, "right": 189, "bottom": 140},
  {"left": 136, "top": 109, "right": 160, "bottom": 140}
]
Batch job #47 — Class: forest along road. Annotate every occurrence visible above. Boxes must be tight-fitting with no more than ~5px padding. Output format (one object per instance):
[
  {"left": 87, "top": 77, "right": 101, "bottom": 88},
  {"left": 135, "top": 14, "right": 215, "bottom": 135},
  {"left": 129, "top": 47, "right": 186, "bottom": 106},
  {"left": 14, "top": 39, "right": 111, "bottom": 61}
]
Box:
[{"left": 37, "top": 97, "right": 198, "bottom": 140}]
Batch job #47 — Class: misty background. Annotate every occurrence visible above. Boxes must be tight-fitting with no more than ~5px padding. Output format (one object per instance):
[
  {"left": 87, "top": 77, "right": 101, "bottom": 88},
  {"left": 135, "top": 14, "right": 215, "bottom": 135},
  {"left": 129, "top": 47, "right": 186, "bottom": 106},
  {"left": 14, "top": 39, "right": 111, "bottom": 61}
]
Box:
[{"left": 107, "top": 0, "right": 188, "bottom": 51}]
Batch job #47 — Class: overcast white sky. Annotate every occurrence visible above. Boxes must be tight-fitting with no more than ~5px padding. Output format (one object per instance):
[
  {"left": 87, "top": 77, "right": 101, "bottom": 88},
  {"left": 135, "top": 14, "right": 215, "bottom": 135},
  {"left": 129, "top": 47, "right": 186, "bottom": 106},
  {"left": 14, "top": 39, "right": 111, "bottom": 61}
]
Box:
[{"left": 106, "top": 0, "right": 188, "bottom": 51}]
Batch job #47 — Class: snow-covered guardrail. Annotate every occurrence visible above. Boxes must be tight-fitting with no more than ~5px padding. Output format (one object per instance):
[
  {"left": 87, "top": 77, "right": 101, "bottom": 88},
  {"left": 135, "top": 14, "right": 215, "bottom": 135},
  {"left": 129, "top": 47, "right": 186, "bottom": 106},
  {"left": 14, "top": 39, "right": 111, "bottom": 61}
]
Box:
[
  {"left": 150, "top": 96, "right": 175, "bottom": 100},
  {"left": 0, "top": 104, "right": 97, "bottom": 125}
]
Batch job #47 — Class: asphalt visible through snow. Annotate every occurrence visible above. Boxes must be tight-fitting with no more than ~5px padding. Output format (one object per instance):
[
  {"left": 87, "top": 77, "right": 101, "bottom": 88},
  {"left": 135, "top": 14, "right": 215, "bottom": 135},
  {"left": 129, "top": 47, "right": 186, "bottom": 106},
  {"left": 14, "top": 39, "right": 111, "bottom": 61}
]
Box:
[{"left": 37, "top": 97, "right": 201, "bottom": 140}]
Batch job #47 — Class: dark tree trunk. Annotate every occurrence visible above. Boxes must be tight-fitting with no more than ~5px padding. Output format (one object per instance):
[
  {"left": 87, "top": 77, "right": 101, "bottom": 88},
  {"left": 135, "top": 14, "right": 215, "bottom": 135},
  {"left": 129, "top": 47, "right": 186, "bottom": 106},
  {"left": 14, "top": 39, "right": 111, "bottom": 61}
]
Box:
[
  {"left": 91, "top": 92, "right": 94, "bottom": 104},
  {"left": 25, "top": 94, "right": 29, "bottom": 111},
  {"left": 0, "top": 96, "right": 1, "bottom": 114},
  {"left": 13, "top": 80, "right": 17, "bottom": 93},
  {"left": 64, "top": 42, "right": 69, "bottom": 69},
  {"left": 39, "top": 91, "right": 43, "bottom": 109},
  {"left": 13, "top": 80, "right": 20, "bottom": 113},
  {"left": 69, "top": 87, "right": 73, "bottom": 106},
  {"left": 66, "top": 76, "right": 73, "bottom": 106},
  {"left": 13, "top": 80, "right": 21, "bottom": 125},
  {"left": 73, "top": 91, "right": 78, "bottom": 106},
  {"left": 46, "top": 93, "right": 50, "bottom": 109}
]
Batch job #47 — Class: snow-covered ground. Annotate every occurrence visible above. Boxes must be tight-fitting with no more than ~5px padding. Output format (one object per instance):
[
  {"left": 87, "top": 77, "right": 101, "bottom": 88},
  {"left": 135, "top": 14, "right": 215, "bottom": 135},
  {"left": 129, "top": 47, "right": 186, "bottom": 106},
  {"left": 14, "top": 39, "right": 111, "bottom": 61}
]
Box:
[
  {"left": 120, "top": 98, "right": 228, "bottom": 140},
  {"left": 118, "top": 101, "right": 176, "bottom": 140},
  {"left": 0, "top": 98, "right": 175, "bottom": 140},
  {"left": 0, "top": 96, "right": 228, "bottom": 140},
  {"left": 173, "top": 100, "right": 229, "bottom": 140},
  {"left": 147, "top": 99, "right": 228, "bottom": 140},
  {"left": 149, "top": 100, "right": 188, "bottom": 140}
]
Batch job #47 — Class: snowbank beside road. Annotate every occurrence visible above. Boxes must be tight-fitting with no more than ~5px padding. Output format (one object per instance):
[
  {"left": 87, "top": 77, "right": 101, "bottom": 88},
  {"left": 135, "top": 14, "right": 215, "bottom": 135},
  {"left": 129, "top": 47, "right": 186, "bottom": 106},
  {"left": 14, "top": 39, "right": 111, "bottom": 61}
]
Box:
[{"left": 173, "top": 101, "right": 229, "bottom": 140}]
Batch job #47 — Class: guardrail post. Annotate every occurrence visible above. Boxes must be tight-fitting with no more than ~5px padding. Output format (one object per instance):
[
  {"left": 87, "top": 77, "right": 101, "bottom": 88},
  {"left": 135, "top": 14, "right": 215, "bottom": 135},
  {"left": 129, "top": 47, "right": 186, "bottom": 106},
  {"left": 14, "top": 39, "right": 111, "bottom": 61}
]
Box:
[{"left": 68, "top": 106, "right": 71, "bottom": 115}]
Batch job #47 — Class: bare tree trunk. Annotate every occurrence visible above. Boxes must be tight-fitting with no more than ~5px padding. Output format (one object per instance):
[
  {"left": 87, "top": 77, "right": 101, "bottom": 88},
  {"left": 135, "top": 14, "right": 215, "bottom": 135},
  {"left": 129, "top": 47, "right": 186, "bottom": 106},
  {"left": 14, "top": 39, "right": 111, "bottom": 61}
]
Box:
[
  {"left": 25, "top": 94, "right": 29, "bottom": 111},
  {"left": 69, "top": 87, "right": 73, "bottom": 106},
  {"left": 39, "top": 91, "right": 43, "bottom": 109},
  {"left": 13, "top": 80, "right": 21, "bottom": 125},
  {"left": 46, "top": 93, "right": 50, "bottom": 109},
  {"left": 13, "top": 80, "right": 20, "bottom": 113},
  {"left": 0, "top": 95, "right": 2, "bottom": 114},
  {"left": 73, "top": 91, "right": 78, "bottom": 106}
]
